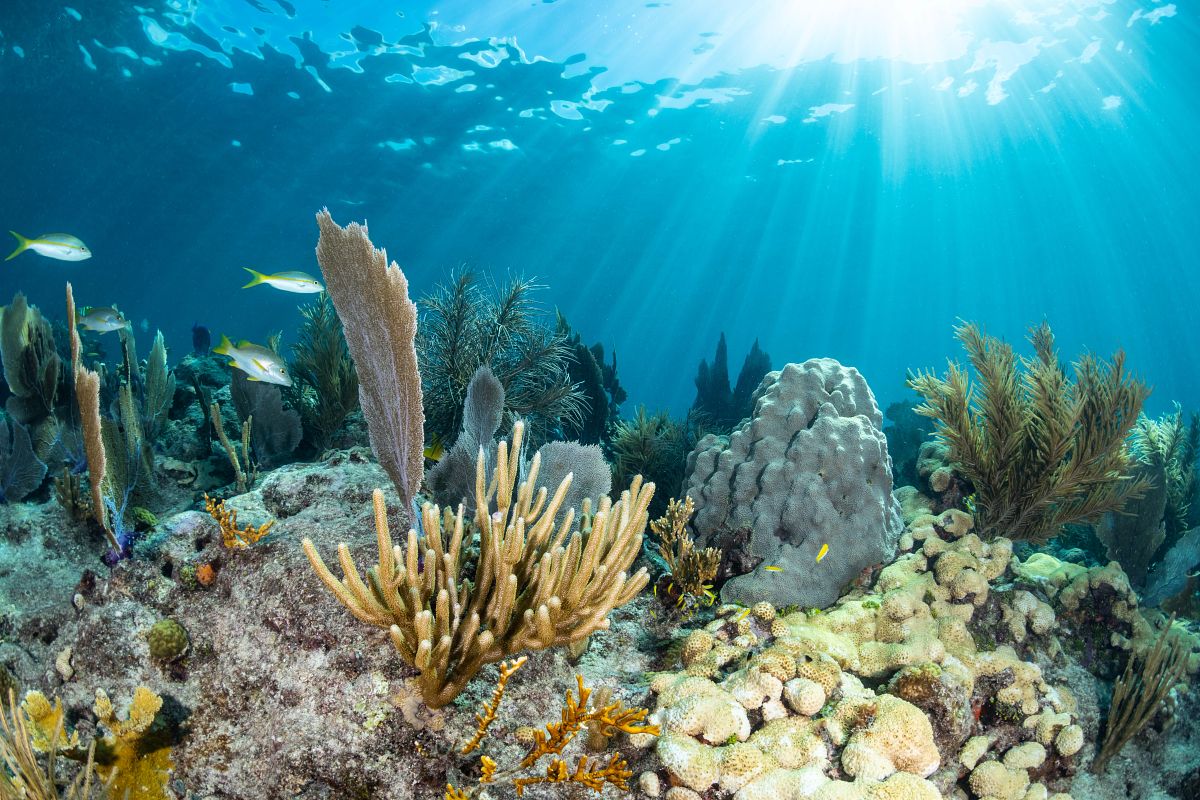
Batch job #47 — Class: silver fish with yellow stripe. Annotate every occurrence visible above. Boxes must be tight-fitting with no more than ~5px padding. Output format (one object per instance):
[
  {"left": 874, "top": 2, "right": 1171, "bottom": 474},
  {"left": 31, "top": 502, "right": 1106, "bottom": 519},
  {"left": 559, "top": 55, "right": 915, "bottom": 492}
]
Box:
[{"left": 214, "top": 334, "right": 292, "bottom": 386}]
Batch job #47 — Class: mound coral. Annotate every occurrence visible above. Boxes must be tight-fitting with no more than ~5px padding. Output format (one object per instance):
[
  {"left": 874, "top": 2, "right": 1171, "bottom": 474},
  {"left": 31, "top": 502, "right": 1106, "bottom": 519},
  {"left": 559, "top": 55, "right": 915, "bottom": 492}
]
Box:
[
  {"left": 909, "top": 320, "right": 1149, "bottom": 542},
  {"left": 639, "top": 501, "right": 1108, "bottom": 800},
  {"left": 304, "top": 420, "right": 654, "bottom": 707},
  {"left": 685, "top": 358, "right": 903, "bottom": 608}
]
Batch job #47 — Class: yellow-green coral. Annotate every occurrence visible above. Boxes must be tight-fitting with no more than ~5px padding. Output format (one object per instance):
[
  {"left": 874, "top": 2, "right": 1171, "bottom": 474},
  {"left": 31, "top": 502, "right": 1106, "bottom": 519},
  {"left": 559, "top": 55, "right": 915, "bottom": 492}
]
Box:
[{"left": 92, "top": 686, "right": 173, "bottom": 800}]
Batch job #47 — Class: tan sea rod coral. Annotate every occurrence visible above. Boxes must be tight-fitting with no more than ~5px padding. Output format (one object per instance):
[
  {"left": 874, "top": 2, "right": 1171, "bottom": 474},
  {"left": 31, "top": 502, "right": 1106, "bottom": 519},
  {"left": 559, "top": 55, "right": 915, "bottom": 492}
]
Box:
[{"left": 304, "top": 420, "right": 654, "bottom": 707}]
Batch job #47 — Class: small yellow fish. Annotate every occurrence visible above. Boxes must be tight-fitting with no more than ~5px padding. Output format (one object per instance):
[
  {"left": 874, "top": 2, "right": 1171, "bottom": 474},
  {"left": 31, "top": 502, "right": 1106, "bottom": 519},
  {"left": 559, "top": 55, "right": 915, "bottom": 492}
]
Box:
[
  {"left": 241, "top": 268, "right": 324, "bottom": 293},
  {"left": 423, "top": 432, "right": 445, "bottom": 462},
  {"left": 816, "top": 543, "right": 830, "bottom": 563},
  {"left": 763, "top": 565, "right": 783, "bottom": 573},
  {"left": 7, "top": 231, "right": 91, "bottom": 261}
]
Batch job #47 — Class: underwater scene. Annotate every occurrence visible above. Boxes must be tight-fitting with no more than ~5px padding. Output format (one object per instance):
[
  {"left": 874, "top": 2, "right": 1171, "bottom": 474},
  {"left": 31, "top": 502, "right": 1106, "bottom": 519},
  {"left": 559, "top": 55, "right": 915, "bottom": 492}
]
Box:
[{"left": 1, "top": 0, "right": 1198, "bottom": 798}]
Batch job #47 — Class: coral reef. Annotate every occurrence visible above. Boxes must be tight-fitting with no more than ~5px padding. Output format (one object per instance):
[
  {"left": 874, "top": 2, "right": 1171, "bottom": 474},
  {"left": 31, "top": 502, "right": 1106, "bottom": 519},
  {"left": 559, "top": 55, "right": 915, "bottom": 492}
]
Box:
[
  {"left": 637, "top": 501, "right": 1174, "bottom": 800},
  {"left": 909, "top": 321, "right": 1149, "bottom": 542},
  {"left": 685, "top": 359, "right": 903, "bottom": 608}
]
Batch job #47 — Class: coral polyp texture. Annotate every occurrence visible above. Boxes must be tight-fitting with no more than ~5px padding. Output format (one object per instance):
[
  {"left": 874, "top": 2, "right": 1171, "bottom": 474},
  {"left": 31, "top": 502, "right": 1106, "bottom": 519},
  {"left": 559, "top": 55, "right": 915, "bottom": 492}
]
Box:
[
  {"left": 637, "top": 503, "right": 1167, "bottom": 800},
  {"left": 685, "top": 358, "right": 903, "bottom": 609}
]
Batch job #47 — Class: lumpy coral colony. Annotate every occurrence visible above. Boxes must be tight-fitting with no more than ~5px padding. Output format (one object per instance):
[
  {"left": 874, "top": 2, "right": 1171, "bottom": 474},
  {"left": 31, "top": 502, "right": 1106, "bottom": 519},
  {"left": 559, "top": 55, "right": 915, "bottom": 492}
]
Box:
[{"left": 0, "top": 214, "right": 1195, "bottom": 800}]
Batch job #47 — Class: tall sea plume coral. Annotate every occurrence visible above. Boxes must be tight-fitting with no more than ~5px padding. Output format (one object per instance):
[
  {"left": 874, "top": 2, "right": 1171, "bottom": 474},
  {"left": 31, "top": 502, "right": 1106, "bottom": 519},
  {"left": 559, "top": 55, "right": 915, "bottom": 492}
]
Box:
[
  {"left": 290, "top": 292, "right": 359, "bottom": 452},
  {"left": 303, "top": 420, "right": 654, "bottom": 707},
  {"left": 909, "top": 320, "right": 1150, "bottom": 543},
  {"left": 314, "top": 209, "right": 424, "bottom": 522},
  {"left": 417, "top": 272, "right": 584, "bottom": 445}
]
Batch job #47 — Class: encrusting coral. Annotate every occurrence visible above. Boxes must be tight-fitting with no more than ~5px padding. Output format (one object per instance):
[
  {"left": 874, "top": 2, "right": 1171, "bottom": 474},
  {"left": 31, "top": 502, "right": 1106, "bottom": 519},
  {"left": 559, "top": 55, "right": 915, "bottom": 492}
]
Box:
[
  {"left": 636, "top": 499, "right": 1158, "bottom": 800},
  {"left": 315, "top": 209, "right": 424, "bottom": 526},
  {"left": 909, "top": 320, "right": 1149, "bottom": 543},
  {"left": 303, "top": 420, "right": 655, "bottom": 707}
]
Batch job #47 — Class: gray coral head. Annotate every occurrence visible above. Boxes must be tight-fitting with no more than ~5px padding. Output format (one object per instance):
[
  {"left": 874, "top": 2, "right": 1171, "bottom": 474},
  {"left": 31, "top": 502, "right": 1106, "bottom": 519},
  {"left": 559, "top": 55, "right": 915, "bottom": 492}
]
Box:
[{"left": 685, "top": 358, "right": 902, "bottom": 609}]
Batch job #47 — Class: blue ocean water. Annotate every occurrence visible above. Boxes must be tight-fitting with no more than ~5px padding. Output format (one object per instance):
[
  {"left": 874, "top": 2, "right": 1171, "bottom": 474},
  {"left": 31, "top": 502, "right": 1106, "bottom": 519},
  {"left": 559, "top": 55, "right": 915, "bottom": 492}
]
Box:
[{"left": 1, "top": 0, "right": 1196, "bottom": 415}]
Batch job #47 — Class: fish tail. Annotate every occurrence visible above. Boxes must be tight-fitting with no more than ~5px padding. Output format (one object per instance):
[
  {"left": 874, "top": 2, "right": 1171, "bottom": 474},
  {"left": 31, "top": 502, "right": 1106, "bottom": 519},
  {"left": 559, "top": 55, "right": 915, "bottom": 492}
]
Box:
[
  {"left": 5, "top": 231, "right": 29, "bottom": 261},
  {"left": 241, "top": 267, "right": 266, "bottom": 288},
  {"left": 213, "top": 334, "right": 234, "bottom": 356}
]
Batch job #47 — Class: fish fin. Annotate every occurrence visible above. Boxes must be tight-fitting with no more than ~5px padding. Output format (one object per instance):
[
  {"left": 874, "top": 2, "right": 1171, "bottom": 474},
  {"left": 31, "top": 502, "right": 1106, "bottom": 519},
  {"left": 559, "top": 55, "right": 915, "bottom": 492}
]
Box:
[
  {"left": 237, "top": 339, "right": 253, "bottom": 348},
  {"left": 247, "top": 376, "right": 261, "bottom": 382},
  {"left": 241, "top": 267, "right": 267, "bottom": 288},
  {"left": 5, "top": 231, "right": 29, "bottom": 261},
  {"left": 213, "top": 334, "right": 234, "bottom": 356}
]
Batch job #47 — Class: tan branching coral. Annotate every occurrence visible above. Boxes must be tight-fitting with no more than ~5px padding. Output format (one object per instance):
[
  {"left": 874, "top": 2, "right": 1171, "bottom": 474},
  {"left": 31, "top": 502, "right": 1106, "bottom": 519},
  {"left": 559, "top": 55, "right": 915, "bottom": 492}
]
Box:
[
  {"left": 304, "top": 420, "right": 654, "bottom": 707},
  {"left": 66, "top": 283, "right": 118, "bottom": 552},
  {"left": 652, "top": 497, "right": 719, "bottom": 609},
  {"left": 447, "top": 671, "right": 658, "bottom": 799},
  {"left": 461, "top": 656, "right": 526, "bottom": 755},
  {"left": 209, "top": 402, "right": 254, "bottom": 493},
  {"left": 1093, "top": 617, "right": 1191, "bottom": 772},
  {"left": 204, "top": 494, "right": 274, "bottom": 549},
  {"left": 909, "top": 321, "right": 1149, "bottom": 542}
]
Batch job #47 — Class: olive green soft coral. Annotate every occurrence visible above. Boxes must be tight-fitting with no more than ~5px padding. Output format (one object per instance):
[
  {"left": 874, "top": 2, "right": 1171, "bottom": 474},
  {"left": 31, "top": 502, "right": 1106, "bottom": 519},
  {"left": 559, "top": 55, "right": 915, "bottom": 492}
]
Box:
[
  {"left": 304, "top": 420, "right": 654, "bottom": 708},
  {"left": 909, "top": 320, "right": 1150, "bottom": 543}
]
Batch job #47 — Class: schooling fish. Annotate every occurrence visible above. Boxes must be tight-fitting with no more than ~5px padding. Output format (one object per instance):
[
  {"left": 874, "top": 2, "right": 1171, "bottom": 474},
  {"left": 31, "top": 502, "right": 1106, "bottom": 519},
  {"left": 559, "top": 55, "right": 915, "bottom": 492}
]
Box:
[
  {"left": 6, "top": 231, "right": 91, "bottom": 261},
  {"left": 77, "top": 307, "right": 128, "bottom": 333},
  {"left": 241, "top": 268, "right": 324, "bottom": 294},
  {"left": 816, "top": 543, "right": 830, "bottom": 563},
  {"left": 213, "top": 334, "right": 292, "bottom": 386}
]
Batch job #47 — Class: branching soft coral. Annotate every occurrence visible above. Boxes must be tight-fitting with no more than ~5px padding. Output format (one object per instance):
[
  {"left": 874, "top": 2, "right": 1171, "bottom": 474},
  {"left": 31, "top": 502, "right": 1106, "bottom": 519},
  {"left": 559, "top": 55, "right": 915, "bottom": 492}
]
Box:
[
  {"left": 1093, "top": 618, "right": 1191, "bottom": 772},
  {"left": 446, "top": 667, "right": 658, "bottom": 799},
  {"left": 204, "top": 493, "right": 274, "bottom": 549},
  {"left": 909, "top": 320, "right": 1150, "bottom": 542},
  {"left": 1, "top": 690, "right": 101, "bottom": 800},
  {"left": 291, "top": 293, "right": 358, "bottom": 452},
  {"left": 304, "top": 420, "right": 654, "bottom": 707},
  {"left": 651, "top": 496, "right": 718, "bottom": 611},
  {"left": 417, "top": 272, "right": 585, "bottom": 445}
]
